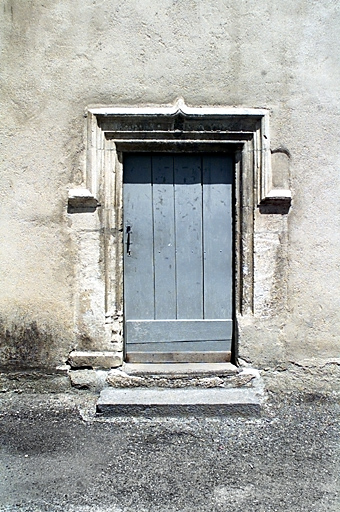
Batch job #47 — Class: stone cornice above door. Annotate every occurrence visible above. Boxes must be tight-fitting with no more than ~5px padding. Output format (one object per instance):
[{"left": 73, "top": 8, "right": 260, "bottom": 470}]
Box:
[{"left": 86, "top": 98, "right": 291, "bottom": 208}]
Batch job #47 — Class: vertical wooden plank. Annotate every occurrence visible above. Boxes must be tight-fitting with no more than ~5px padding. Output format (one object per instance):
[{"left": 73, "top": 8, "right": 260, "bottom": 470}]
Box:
[
  {"left": 203, "top": 154, "right": 233, "bottom": 319},
  {"left": 123, "top": 154, "right": 154, "bottom": 321},
  {"left": 174, "top": 154, "right": 203, "bottom": 319},
  {"left": 152, "top": 155, "right": 177, "bottom": 319},
  {"left": 114, "top": 151, "right": 124, "bottom": 321}
]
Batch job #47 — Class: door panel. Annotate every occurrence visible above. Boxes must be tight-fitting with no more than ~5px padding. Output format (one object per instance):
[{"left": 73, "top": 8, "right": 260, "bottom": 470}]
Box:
[
  {"left": 153, "top": 155, "right": 177, "bottom": 319},
  {"left": 123, "top": 155, "right": 154, "bottom": 320},
  {"left": 174, "top": 155, "right": 203, "bottom": 319},
  {"left": 203, "top": 155, "right": 233, "bottom": 319},
  {"left": 123, "top": 153, "right": 233, "bottom": 362}
]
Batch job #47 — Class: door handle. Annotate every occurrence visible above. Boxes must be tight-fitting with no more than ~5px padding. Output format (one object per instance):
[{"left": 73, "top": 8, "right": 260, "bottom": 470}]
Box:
[{"left": 126, "top": 225, "right": 132, "bottom": 256}]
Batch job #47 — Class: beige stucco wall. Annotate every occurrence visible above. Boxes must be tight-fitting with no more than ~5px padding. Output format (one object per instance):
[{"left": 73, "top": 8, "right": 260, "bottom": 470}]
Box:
[{"left": 0, "top": 0, "right": 339, "bottom": 369}]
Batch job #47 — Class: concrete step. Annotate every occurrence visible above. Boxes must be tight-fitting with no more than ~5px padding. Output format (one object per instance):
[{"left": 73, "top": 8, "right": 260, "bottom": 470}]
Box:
[{"left": 96, "top": 387, "right": 261, "bottom": 417}]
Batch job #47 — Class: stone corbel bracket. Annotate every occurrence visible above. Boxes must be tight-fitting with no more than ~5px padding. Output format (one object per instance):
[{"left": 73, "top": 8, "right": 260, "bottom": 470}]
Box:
[
  {"left": 260, "top": 188, "right": 292, "bottom": 207},
  {"left": 67, "top": 188, "right": 101, "bottom": 213}
]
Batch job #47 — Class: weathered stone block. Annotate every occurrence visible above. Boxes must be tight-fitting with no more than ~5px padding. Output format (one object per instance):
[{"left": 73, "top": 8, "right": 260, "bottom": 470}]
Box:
[
  {"left": 69, "top": 369, "right": 108, "bottom": 391},
  {"left": 107, "top": 369, "right": 144, "bottom": 388},
  {"left": 68, "top": 351, "right": 122, "bottom": 369}
]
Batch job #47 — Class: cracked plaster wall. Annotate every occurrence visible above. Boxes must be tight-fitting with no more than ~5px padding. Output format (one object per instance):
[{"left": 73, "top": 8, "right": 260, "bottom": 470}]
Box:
[{"left": 0, "top": 0, "right": 339, "bottom": 370}]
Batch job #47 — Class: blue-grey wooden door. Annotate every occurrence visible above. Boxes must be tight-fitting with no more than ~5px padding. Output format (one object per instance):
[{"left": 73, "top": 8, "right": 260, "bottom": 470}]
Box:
[{"left": 123, "top": 153, "right": 233, "bottom": 362}]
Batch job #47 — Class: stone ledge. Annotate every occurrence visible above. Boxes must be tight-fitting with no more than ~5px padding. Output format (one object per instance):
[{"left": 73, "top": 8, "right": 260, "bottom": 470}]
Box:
[
  {"left": 68, "top": 351, "right": 122, "bottom": 370},
  {"left": 67, "top": 188, "right": 100, "bottom": 213},
  {"left": 263, "top": 188, "right": 291, "bottom": 202},
  {"left": 67, "top": 364, "right": 261, "bottom": 392},
  {"left": 123, "top": 362, "right": 238, "bottom": 377},
  {"left": 259, "top": 188, "right": 292, "bottom": 212},
  {"left": 96, "top": 387, "right": 261, "bottom": 417},
  {"left": 107, "top": 365, "right": 261, "bottom": 389}
]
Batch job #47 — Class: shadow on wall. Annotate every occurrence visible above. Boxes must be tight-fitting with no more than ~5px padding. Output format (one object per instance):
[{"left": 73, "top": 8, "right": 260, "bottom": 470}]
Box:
[{"left": 259, "top": 203, "right": 291, "bottom": 215}]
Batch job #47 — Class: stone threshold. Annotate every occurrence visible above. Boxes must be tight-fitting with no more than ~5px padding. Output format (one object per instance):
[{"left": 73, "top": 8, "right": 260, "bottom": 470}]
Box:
[
  {"left": 122, "top": 362, "right": 238, "bottom": 377},
  {"left": 105, "top": 362, "right": 259, "bottom": 389},
  {"left": 69, "top": 362, "right": 263, "bottom": 393}
]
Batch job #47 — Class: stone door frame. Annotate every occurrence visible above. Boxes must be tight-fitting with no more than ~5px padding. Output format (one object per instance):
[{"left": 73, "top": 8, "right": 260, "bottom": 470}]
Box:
[{"left": 68, "top": 99, "right": 291, "bottom": 369}]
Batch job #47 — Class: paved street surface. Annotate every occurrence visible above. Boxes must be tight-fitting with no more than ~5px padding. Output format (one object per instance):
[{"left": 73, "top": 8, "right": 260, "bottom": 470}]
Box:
[{"left": 0, "top": 387, "right": 339, "bottom": 512}]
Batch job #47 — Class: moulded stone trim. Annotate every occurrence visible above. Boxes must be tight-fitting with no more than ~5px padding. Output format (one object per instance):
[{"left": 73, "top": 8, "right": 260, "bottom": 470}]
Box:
[{"left": 86, "top": 99, "right": 290, "bottom": 205}]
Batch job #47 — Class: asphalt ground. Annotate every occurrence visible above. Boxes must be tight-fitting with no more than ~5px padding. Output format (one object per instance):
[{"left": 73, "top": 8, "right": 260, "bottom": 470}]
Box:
[{"left": 0, "top": 386, "right": 339, "bottom": 512}]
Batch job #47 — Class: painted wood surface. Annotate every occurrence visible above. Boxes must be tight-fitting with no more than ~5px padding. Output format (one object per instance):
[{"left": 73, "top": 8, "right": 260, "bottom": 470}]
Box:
[
  {"left": 175, "top": 155, "right": 203, "bottom": 319},
  {"left": 123, "top": 153, "right": 233, "bottom": 355},
  {"left": 152, "top": 155, "right": 177, "bottom": 319},
  {"left": 126, "top": 319, "right": 232, "bottom": 342},
  {"left": 126, "top": 341, "right": 230, "bottom": 352},
  {"left": 123, "top": 155, "right": 154, "bottom": 320},
  {"left": 203, "top": 155, "right": 233, "bottom": 318},
  {"left": 126, "top": 351, "right": 232, "bottom": 363}
]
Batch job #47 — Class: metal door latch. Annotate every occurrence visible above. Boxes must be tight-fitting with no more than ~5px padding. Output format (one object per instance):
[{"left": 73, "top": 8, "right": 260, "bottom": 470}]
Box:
[{"left": 126, "top": 225, "right": 132, "bottom": 256}]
